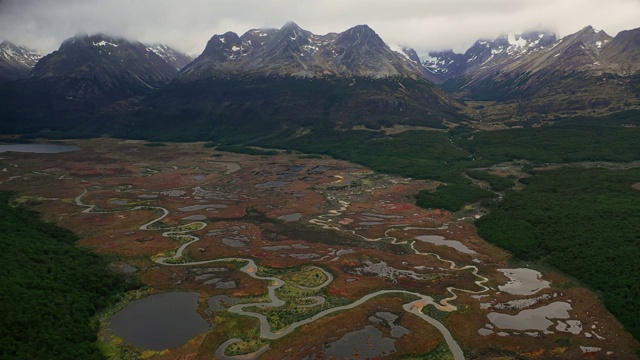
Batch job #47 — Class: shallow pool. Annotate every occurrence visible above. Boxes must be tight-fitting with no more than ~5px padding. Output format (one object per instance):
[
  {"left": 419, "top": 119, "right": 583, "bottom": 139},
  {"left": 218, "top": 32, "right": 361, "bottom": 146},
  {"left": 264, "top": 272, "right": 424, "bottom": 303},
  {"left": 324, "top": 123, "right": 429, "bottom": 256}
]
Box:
[
  {"left": 0, "top": 143, "right": 79, "bottom": 154},
  {"left": 109, "top": 292, "right": 208, "bottom": 350}
]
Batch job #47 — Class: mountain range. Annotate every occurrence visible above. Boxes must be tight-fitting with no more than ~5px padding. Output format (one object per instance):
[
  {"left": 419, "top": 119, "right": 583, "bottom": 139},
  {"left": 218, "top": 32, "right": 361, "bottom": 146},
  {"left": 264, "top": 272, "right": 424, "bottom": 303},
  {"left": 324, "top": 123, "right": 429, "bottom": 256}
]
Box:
[
  {"left": 422, "top": 31, "right": 558, "bottom": 83},
  {"left": 0, "top": 22, "right": 639, "bottom": 137},
  {"left": 179, "top": 21, "right": 431, "bottom": 80},
  {"left": 428, "top": 26, "right": 640, "bottom": 118}
]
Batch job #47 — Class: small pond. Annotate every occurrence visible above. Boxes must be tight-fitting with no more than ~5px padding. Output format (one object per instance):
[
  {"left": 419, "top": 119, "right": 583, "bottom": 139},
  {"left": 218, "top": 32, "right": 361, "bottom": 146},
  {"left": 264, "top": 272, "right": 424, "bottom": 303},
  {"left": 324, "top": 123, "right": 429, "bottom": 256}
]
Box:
[
  {"left": 497, "top": 268, "right": 550, "bottom": 295},
  {"left": 108, "top": 292, "right": 208, "bottom": 350},
  {"left": 138, "top": 194, "right": 158, "bottom": 199},
  {"left": 178, "top": 204, "right": 227, "bottom": 211},
  {"left": 255, "top": 181, "right": 286, "bottom": 188},
  {"left": 182, "top": 214, "right": 207, "bottom": 221},
  {"left": 0, "top": 143, "right": 79, "bottom": 154},
  {"left": 309, "top": 165, "right": 329, "bottom": 173},
  {"left": 487, "top": 301, "right": 572, "bottom": 331},
  {"left": 415, "top": 235, "right": 476, "bottom": 254},
  {"left": 277, "top": 172, "right": 298, "bottom": 180},
  {"left": 309, "top": 325, "right": 396, "bottom": 359},
  {"left": 278, "top": 212, "right": 302, "bottom": 222}
]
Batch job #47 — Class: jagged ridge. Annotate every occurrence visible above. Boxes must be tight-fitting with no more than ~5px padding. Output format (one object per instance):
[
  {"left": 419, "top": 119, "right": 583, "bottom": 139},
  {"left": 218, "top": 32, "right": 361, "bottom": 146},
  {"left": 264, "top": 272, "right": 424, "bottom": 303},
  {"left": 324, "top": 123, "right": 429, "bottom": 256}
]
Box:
[
  {"left": 436, "top": 25, "right": 640, "bottom": 119},
  {"left": 422, "top": 31, "right": 557, "bottom": 83},
  {"left": 178, "top": 22, "right": 430, "bottom": 81}
]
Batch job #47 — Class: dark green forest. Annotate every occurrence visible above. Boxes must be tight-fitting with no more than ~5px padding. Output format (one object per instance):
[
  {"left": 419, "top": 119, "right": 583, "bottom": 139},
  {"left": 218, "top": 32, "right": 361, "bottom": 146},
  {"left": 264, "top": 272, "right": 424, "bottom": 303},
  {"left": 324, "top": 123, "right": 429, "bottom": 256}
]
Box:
[
  {"left": 476, "top": 167, "right": 640, "bottom": 340},
  {"left": 0, "top": 193, "right": 135, "bottom": 360},
  {"left": 465, "top": 170, "right": 515, "bottom": 192},
  {"left": 415, "top": 183, "right": 495, "bottom": 212}
]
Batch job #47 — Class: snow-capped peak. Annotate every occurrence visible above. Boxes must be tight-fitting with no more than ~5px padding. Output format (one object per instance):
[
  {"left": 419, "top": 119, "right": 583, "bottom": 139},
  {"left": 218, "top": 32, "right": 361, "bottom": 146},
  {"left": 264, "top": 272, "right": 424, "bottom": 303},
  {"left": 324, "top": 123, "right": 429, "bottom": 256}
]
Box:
[
  {"left": 0, "top": 40, "right": 43, "bottom": 69},
  {"left": 419, "top": 30, "right": 557, "bottom": 83},
  {"left": 145, "top": 43, "right": 193, "bottom": 70}
]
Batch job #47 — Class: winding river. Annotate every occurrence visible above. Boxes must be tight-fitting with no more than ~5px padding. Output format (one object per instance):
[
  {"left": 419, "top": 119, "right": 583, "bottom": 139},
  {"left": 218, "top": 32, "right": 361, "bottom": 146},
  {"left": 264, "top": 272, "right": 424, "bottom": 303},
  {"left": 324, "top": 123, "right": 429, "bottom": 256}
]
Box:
[{"left": 75, "top": 185, "right": 480, "bottom": 360}]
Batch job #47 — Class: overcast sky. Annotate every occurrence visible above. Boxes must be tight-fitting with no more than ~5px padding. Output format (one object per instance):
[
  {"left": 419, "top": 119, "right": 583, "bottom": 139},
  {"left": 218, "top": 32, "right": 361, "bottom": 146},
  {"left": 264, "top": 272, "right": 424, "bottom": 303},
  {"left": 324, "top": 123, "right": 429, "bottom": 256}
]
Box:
[{"left": 1, "top": 0, "right": 638, "bottom": 57}]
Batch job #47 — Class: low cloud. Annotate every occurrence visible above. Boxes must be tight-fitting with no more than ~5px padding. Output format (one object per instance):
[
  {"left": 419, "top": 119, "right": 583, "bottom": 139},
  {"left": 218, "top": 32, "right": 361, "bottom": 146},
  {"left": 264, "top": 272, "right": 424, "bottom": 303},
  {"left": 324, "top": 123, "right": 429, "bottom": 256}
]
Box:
[{"left": 1, "top": 0, "right": 638, "bottom": 56}]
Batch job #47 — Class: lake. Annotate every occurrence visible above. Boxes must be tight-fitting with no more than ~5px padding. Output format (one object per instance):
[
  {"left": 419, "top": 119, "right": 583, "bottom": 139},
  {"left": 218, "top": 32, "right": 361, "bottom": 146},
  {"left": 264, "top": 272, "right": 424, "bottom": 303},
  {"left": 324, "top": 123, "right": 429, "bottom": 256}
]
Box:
[
  {"left": 0, "top": 144, "right": 79, "bottom": 154},
  {"left": 108, "top": 292, "right": 208, "bottom": 350}
]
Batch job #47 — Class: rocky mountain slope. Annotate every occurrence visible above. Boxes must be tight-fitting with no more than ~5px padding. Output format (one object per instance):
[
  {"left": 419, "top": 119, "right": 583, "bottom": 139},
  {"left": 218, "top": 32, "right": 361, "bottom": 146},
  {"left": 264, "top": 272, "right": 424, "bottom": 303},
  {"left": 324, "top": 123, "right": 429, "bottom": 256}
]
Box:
[
  {"left": 434, "top": 26, "right": 640, "bottom": 119},
  {"left": 146, "top": 43, "right": 193, "bottom": 70},
  {"left": 0, "top": 24, "right": 466, "bottom": 136},
  {"left": 423, "top": 31, "right": 557, "bottom": 84},
  {"left": 0, "top": 41, "right": 42, "bottom": 81},
  {"left": 600, "top": 27, "right": 640, "bottom": 73},
  {"left": 28, "top": 33, "right": 181, "bottom": 101},
  {"left": 121, "top": 22, "right": 465, "bottom": 140},
  {"left": 421, "top": 50, "right": 465, "bottom": 84},
  {"left": 178, "top": 21, "right": 430, "bottom": 80},
  {"left": 451, "top": 27, "right": 609, "bottom": 98}
]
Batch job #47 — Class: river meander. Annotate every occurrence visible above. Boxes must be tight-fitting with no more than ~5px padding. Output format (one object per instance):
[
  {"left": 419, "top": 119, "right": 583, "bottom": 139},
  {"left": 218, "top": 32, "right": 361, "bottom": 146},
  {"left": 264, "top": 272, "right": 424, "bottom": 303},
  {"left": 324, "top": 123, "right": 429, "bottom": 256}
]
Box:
[{"left": 78, "top": 183, "right": 471, "bottom": 359}]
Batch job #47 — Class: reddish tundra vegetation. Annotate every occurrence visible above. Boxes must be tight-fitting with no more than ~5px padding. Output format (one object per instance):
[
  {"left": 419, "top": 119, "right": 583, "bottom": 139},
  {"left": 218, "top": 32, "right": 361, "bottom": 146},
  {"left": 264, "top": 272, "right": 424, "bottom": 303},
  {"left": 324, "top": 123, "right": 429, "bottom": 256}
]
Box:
[{"left": 1, "top": 138, "right": 637, "bottom": 359}]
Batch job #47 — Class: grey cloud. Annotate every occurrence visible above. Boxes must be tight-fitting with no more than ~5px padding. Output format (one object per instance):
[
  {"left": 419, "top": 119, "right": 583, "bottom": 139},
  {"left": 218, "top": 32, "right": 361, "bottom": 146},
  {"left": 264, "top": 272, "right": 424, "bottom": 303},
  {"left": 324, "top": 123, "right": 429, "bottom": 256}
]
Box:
[{"left": 0, "top": 0, "right": 638, "bottom": 57}]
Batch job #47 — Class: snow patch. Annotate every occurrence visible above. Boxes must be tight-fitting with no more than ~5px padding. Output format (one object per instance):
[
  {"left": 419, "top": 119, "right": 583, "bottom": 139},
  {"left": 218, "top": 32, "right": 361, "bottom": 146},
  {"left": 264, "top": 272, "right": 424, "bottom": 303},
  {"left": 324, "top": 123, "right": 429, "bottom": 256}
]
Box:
[
  {"left": 422, "top": 54, "right": 449, "bottom": 73},
  {"left": 302, "top": 44, "right": 319, "bottom": 53},
  {"left": 94, "top": 40, "right": 118, "bottom": 47},
  {"left": 507, "top": 33, "right": 527, "bottom": 48},
  {"left": 422, "top": 54, "right": 438, "bottom": 64},
  {"left": 2, "top": 47, "right": 16, "bottom": 58}
]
